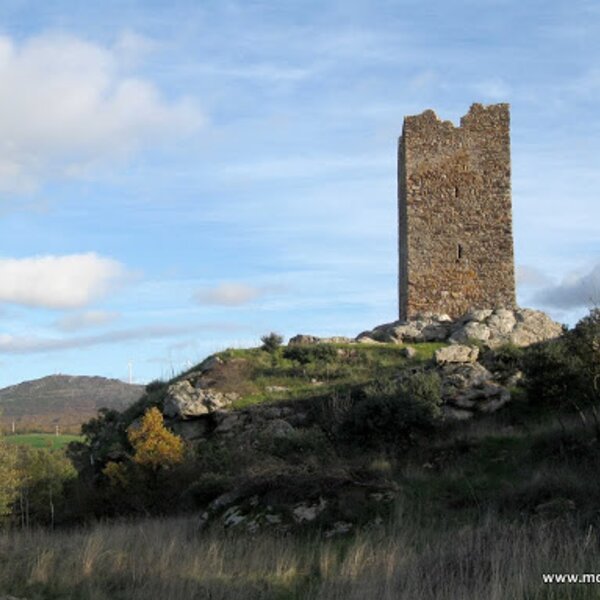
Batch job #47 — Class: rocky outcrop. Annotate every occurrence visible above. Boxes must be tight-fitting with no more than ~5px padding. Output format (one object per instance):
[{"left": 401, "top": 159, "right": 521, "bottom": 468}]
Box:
[
  {"left": 288, "top": 335, "right": 354, "bottom": 345},
  {"left": 163, "top": 380, "right": 239, "bottom": 419},
  {"left": 434, "top": 345, "right": 479, "bottom": 365},
  {"left": 356, "top": 308, "right": 562, "bottom": 349},
  {"left": 440, "top": 362, "right": 512, "bottom": 418},
  {"left": 197, "top": 475, "right": 396, "bottom": 535}
]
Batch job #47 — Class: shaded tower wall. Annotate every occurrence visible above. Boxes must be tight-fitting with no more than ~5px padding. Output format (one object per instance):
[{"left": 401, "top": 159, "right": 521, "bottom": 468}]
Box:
[{"left": 398, "top": 103, "right": 516, "bottom": 321}]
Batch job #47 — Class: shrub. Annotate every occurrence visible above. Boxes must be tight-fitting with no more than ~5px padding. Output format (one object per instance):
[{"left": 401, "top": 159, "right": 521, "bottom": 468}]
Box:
[
  {"left": 342, "top": 371, "right": 442, "bottom": 447},
  {"left": 568, "top": 308, "right": 600, "bottom": 400},
  {"left": 258, "top": 427, "right": 331, "bottom": 463},
  {"left": 283, "top": 344, "right": 338, "bottom": 365},
  {"left": 522, "top": 309, "right": 600, "bottom": 416},
  {"left": 522, "top": 339, "right": 585, "bottom": 411},
  {"left": 312, "top": 391, "right": 354, "bottom": 441},
  {"left": 487, "top": 343, "right": 524, "bottom": 382},
  {"left": 261, "top": 332, "right": 284, "bottom": 353},
  {"left": 184, "top": 473, "right": 232, "bottom": 506}
]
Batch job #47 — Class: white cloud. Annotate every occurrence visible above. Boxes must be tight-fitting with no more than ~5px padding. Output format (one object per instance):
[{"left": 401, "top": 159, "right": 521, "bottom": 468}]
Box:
[
  {"left": 193, "top": 282, "right": 284, "bottom": 307},
  {"left": 194, "top": 282, "right": 264, "bottom": 306},
  {"left": 54, "top": 310, "right": 120, "bottom": 332},
  {"left": 0, "top": 33, "right": 203, "bottom": 193},
  {"left": 0, "top": 322, "right": 242, "bottom": 354},
  {"left": 534, "top": 263, "right": 600, "bottom": 309},
  {"left": 0, "top": 253, "right": 129, "bottom": 309}
]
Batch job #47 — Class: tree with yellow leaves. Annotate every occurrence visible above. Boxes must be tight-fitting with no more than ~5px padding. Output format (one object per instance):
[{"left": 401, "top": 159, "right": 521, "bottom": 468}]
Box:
[{"left": 127, "top": 407, "right": 184, "bottom": 471}]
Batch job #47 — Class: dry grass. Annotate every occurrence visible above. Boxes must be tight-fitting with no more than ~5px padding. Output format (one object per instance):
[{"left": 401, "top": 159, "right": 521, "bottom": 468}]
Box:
[{"left": 1, "top": 511, "right": 599, "bottom": 599}]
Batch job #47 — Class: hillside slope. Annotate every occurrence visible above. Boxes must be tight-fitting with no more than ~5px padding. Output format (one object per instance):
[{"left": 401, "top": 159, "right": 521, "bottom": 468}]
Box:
[{"left": 0, "top": 374, "right": 144, "bottom": 433}]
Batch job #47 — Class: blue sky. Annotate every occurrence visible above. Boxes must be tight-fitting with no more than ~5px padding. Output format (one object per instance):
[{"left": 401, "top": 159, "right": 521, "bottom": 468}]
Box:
[{"left": 0, "top": 0, "right": 598, "bottom": 387}]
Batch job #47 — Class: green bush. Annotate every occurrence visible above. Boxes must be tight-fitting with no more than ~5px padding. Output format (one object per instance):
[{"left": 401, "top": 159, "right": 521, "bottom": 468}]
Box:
[
  {"left": 342, "top": 371, "right": 442, "bottom": 447},
  {"left": 312, "top": 392, "right": 355, "bottom": 441},
  {"left": 568, "top": 308, "right": 600, "bottom": 401},
  {"left": 283, "top": 344, "right": 338, "bottom": 365},
  {"left": 522, "top": 309, "right": 600, "bottom": 414},
  {"left": 258, "top": 427, "right": 331, "bottom": 463},
  {"left": 487, "top": 343, "right": 524, "bottom": 382},
  {"left": 522, "top": 339, "right": 585, "bottom": 410}
]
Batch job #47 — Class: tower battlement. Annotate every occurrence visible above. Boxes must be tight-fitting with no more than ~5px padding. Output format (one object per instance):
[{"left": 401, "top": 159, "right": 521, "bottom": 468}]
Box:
[{"left": 398, "top": 103, "right": 516, "bottom": 320}]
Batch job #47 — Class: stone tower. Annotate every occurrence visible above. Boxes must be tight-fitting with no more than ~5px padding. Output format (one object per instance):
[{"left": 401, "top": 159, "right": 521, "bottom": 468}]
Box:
[{"left": 398, "top": 103, "right": 516, "bottom": 321}]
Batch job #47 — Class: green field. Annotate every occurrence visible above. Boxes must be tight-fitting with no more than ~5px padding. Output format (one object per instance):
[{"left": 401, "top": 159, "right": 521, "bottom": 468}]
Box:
[{"left": 4, "top": 433, "right": 82, "bottom": 450}]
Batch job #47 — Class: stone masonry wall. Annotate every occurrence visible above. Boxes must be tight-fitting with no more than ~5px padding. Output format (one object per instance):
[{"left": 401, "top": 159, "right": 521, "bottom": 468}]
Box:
[{"left": 398, "top": 103, "right": 516, "bottom": 320}]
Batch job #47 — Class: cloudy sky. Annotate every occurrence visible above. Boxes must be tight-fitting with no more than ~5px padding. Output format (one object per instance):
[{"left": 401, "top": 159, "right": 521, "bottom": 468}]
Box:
[{"left": 0, "top": 0, "right": 598, "bottom": 387}]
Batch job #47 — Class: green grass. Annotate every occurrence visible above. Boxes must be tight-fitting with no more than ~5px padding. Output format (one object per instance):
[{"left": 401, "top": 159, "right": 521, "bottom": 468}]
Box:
[
  {"left": 217, "top": 342, "right": 447, "bottom": 410},
  {"left": 4, "top": 433, "right": 82, "bottom": 450}
]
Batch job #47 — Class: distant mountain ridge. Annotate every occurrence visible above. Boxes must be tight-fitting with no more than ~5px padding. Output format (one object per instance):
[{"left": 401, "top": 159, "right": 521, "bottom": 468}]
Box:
[{"left": 0, "top": 374, "right": 144, "bottom": 434}]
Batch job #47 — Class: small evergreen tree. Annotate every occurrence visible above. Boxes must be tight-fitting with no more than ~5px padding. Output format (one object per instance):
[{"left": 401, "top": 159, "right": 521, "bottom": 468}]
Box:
[{"left": 261, "top": 332, "right": 284, "bottom": 353}]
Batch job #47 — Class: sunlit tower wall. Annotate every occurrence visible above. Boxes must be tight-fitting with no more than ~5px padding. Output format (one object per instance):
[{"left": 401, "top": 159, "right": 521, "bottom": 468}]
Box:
[{"left": 398, "top": 103, "right": 516, "bottom": 321}]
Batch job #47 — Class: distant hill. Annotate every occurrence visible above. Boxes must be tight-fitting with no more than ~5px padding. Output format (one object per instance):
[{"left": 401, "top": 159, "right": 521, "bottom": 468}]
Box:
[{"left": 0, "top": 375, "right": 145, "bottom": 434}]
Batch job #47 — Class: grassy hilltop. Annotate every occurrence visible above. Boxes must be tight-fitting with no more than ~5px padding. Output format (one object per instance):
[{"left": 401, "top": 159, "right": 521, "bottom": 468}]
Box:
[{"left": 0, "top": 309, "right": 599, "bottom": 599}]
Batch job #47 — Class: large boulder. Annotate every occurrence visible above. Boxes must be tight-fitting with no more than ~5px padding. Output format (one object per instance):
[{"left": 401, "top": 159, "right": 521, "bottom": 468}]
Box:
[
  {"left": 509, "top": 309, "right": 564, "bottom": 347},
  {"left": 450, "top": 308, "right": 562, "bottom": 348},
  {"left": 357, "top": 313, "right": 452, "bottom": 344},
  {"left": 163, "top": 380, "right": 239, "bottom": 419},
  {"left": 435, "top": 345, "right": 480, "bottom": 365},
  {"left": 440, "top": 362, "right": 511, "bottom": 417}
]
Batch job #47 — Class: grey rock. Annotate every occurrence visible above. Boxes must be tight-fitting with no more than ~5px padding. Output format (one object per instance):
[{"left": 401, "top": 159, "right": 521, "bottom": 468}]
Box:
[
  {"left": 421, "top": 322, "right": 451, "bottom": 341},
  {"left": 400, "top": 346, "right": 417, "bottom": 359},
  {"left": 435, "top": 345, "right": 480, "bottom": 365},
  {"left": 357, "top": 308, "right": 562, "bottom": 349},
  {"left": 163, "top": 380, "right": 239, "bottom": 419},
  {"left": 223, "top": 505, "right": 246, "bottom": 527},
  {"left": 325, "top": 521, "right": 353, "bottom": 538},
  {"left": 355, "top": 335, "right": 380, "bottom": 344},
  {"left": 463, "top": 309, "right": 494, "bottom": 322},
  {"left": 442, "top": 362, "right": 494, "bottom": 392},
  {"left": 288, "top": 334, "right": 321, "bottom": 345},
  {"left": 487, "top": 309, "right": 516, "bottom": 335},
  {"left": 449, "top": 321, "right": 491, "bottom": 344},
  {"left": 321, "top": 336, "right": 353, "bottom": 344},
  {"left": 441, "top": 360, "right": 511, "bottom": 412},
  {"left": 292, "top": 498, "right": 327, "bottom": 523},
  {"left": 508, "top": 308, "right": 563, "bottom": 347}
]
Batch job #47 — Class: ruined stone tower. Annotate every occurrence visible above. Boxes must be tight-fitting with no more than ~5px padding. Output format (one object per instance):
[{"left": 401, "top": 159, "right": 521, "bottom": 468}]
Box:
[{"left": 398, "top": 103, "right": 516, "bottom": 321}]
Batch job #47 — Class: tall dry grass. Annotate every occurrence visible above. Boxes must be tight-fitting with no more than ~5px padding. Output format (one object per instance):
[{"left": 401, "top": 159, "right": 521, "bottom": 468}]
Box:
[{"left": 1, "top": 510, "right": 599, "bottom": 599}]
